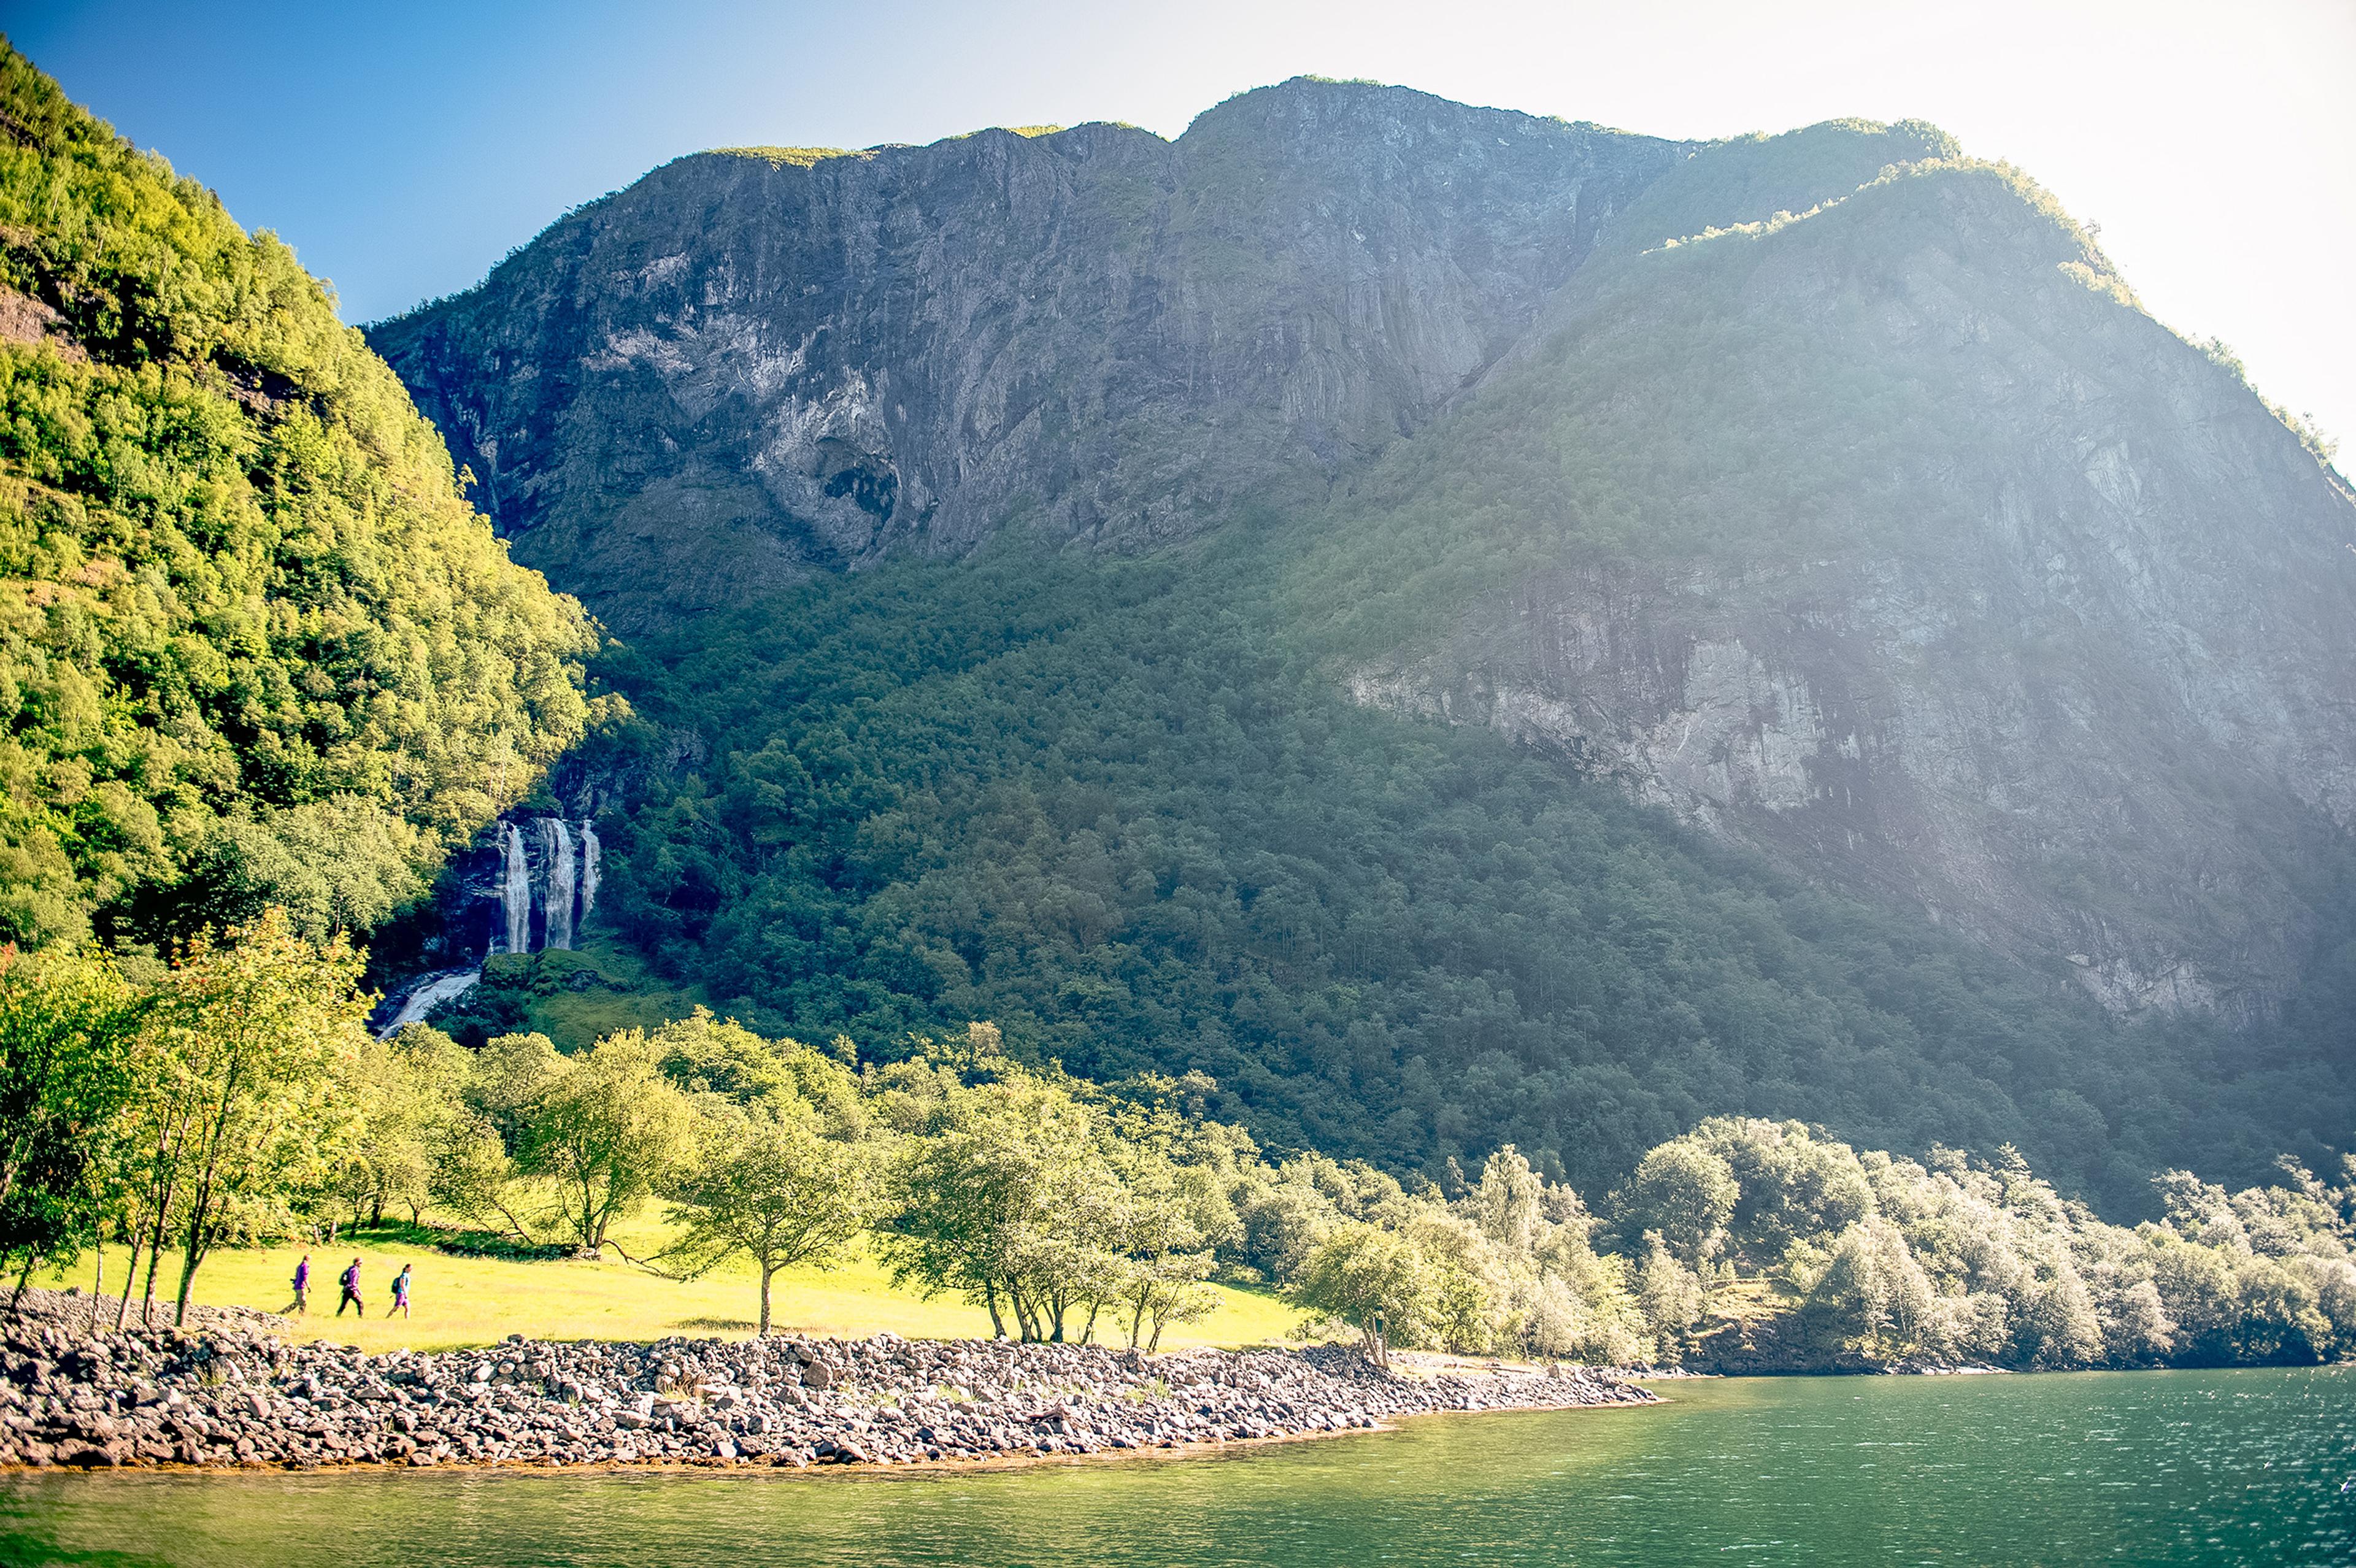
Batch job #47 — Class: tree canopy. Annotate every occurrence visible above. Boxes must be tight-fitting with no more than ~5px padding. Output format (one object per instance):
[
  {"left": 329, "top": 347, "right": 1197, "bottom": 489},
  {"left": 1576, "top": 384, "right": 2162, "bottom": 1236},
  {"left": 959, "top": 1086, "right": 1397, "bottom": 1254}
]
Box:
[{"left": 0, "top": 45, "right": 600, "bottom": 952}]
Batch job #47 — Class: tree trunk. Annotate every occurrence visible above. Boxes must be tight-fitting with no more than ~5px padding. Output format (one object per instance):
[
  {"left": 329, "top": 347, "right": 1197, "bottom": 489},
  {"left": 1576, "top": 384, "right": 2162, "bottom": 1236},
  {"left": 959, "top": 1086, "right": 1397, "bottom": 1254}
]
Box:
[
  {"left": 174, "top": 1242, "right": 199, "bottom": 1326},
  {"left": 174, "top": 1191, "right": 214, "bottom": 1328},
  {"left": 758, "top": 1263, "right": 774, "bottom": 1336},
  {"left": 115, "top": 1226, "right": 142, "bottom": 1331},
  {"left": 139, "top": 1215, "right": 166, "bottom": 1328},
  {"left": 87, "top": 1240, "right": 102, "bottom": 1335},
  {"left": 980, "top": 1281, "right": 1007, "bottom": 1340},
  {"left": 8, "top": 1258, "right": 31, "bottom": 1316}
]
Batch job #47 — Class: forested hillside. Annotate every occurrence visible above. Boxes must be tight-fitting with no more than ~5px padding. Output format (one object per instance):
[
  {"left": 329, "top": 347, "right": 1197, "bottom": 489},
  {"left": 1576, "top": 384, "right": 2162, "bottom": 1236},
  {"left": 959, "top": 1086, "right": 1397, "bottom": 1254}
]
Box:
[
  {"left": 437, "top": 536, "right": 2352, "bottom": 1216},
  {"left": 0, "top": 44, "right": 598, "bottom": 953}
]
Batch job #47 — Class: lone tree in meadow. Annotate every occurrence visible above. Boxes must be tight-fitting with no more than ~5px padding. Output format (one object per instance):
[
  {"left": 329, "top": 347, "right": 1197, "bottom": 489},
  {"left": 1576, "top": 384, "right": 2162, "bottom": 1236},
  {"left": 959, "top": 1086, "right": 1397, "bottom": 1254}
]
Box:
[
  {"left": 511, "top": 1030, "right": 695, "bottom": 1258},
  {"left": 658, "top": 1093, "right": 874, "bottom": 1334}
]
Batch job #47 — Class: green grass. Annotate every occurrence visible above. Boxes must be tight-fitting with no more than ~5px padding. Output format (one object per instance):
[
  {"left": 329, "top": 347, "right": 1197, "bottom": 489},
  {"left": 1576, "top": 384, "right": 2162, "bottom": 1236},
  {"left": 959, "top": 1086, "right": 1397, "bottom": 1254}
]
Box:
[{"left": 34, "top": 1221, "right": 1307, "bottom": 1355}]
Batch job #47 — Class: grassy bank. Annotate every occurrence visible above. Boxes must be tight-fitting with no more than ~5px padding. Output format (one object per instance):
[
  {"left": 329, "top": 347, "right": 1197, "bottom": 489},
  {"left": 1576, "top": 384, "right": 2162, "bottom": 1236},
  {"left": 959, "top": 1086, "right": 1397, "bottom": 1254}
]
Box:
[{"left": 31, "top": 1226, "right": 1305, "bottom": 1355}]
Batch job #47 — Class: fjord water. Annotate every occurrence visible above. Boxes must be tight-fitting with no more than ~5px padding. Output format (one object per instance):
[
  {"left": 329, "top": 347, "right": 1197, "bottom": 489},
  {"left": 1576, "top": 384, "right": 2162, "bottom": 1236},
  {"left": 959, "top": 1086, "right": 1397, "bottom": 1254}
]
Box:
[{"left": 2, "top": 1370, "right": 2349, "bottom": 1566}]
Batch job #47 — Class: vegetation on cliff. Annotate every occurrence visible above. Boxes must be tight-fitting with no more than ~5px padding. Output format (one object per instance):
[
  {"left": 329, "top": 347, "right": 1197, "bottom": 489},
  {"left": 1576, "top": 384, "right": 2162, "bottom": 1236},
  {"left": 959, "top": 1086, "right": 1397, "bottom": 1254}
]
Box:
[
  {"left": 382, "top": 98, "right": 2350, "bottom": 1221},
  {"left": 491, "top": 537, "right": 2353, "bottom": 1217},
  {"left": 0, "top": 44, "right": 599, "bottom": 953}
]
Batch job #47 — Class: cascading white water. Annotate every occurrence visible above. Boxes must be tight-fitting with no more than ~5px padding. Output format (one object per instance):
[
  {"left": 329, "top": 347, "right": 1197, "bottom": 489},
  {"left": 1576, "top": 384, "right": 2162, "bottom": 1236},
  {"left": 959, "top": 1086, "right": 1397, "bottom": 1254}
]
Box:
[
  {"left": 579, "top": 819, "right": 601, "bottom": 923},
  {"left": 542, "top": 818, "right": 577, "bottom": 951},
  {"left": 501, "top": 823, "right": 532, "bottom": 955},
  {"left": 377, "top": 969, "right": 482, "bottom": 1038}
]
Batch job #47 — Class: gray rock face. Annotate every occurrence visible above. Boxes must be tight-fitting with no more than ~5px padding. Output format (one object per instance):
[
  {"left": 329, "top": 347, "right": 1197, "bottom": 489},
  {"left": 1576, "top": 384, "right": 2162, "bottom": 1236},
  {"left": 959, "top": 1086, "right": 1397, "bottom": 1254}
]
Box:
[{"left": 371, "top": 79, "right": 1688, "bottom": 631}]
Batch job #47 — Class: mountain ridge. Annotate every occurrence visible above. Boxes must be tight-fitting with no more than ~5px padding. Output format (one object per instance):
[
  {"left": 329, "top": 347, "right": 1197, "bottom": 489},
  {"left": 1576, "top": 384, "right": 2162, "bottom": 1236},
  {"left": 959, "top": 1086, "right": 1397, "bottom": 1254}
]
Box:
[{"left": 369, "top": 76, "right": 1711, "bottom": 627}]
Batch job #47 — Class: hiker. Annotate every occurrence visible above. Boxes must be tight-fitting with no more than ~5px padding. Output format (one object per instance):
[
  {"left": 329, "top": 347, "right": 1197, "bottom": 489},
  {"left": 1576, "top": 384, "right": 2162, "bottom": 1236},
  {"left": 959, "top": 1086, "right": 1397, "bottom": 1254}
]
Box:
[
  {"left": 388, "top": 1263, "right": 412, "bottom": 1320},
  {"left": 288, "top": 1253, "right": 310, "bottom": 1315},
  {"left": 336, "top": 1257, "right": 364, "bottom": 1316}
]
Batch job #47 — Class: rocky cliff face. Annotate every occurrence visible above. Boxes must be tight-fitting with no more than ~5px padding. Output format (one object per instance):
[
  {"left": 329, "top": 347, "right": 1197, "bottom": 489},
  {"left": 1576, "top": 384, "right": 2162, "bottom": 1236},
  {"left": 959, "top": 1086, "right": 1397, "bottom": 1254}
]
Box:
[
  {"left": 371, "top": 80, "right": 1690, "bottom": 631},
  {"left": 373, "top": 84, "right": 2354, "bottom": 1024}
]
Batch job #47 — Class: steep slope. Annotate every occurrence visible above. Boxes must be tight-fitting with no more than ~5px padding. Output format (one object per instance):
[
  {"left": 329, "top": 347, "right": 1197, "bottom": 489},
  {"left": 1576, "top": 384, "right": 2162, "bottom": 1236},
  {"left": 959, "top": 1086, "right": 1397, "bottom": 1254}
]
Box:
[
  {"left": 0, "top": 47, "right": 598, "bottom": 949},
  {"left": 369, "top": 80, "right": 1695, "bottom": 631},
  {"left": 1320, "top": 146, "right": 2356, "bottom": 1021}
]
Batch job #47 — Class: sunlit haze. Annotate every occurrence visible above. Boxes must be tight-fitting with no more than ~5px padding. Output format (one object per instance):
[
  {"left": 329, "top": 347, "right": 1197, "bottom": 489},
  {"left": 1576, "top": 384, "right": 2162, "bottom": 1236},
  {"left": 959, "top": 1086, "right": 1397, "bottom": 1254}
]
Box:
[{"left": 10, "top": 0, "right": 2353, "bottom": 449}]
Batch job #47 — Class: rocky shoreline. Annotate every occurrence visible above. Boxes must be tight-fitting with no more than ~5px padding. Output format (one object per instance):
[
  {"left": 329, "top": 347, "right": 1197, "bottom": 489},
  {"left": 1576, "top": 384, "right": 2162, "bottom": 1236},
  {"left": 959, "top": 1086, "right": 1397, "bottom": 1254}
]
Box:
[{"left": 0, "top": 1291, "right": 1656, "bottom": 1474}]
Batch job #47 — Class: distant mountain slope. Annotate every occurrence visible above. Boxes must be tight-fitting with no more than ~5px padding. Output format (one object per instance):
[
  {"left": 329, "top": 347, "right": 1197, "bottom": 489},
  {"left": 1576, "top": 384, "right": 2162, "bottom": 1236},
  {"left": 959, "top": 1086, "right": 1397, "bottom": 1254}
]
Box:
[
  {"left": 378, "top": 89, "right": 2352, "bottom": 1024},
  {"left": 505, "top": 536, "right": 2346, "bottom": 1215},
  {"left": 1317, "top": 147, "right": 2356, "bottom": 1021},
  {"left": 0, "top": 45, "right": 597, "bottom": 948}
]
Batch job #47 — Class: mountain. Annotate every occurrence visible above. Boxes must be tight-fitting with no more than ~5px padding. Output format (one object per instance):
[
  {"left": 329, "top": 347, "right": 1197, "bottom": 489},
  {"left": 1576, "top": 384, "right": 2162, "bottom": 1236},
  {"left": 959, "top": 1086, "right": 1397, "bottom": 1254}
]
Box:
[
  {"left": 375, "top": 82, "right": 2354, "bottom": 1027},
  {"left": 0, "top": 45, "right": 598, "bottom": 950},
  {"left": 375, "top": 80, "right": 2355, "bottom": 1205},
  {"left": 1310, "top": 147, "right": 2356, "bottom": 1024}
]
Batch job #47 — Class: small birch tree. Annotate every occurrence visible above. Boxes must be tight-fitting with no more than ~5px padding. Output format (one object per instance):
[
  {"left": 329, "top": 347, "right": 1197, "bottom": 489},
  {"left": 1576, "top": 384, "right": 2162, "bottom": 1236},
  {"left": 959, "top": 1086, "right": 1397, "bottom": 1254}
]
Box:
[
  {"left": 658, "top": 1094, "right": 872, "bottom": 1334},
  {"left": 140, "top": 909, "right": 371, "bottom": 1324}
]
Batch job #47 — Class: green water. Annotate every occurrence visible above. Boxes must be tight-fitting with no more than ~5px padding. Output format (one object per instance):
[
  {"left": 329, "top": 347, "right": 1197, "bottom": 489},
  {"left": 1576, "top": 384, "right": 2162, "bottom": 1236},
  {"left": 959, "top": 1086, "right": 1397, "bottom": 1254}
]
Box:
[{"left": 2, "top": 1370, "right": 2350, "bottom": 1566}]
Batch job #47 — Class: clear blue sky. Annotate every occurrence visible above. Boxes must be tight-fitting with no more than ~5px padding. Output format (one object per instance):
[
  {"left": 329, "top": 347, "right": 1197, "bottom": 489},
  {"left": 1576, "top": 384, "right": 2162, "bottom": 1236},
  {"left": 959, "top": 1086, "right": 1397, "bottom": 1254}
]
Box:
[{"left": 9, "top": 0, "right": 2353, "bottom": 450}]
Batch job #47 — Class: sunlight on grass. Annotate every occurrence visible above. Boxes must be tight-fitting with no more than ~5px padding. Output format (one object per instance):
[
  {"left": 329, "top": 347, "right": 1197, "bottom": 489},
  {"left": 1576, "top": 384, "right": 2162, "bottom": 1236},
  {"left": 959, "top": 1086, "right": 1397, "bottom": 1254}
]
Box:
[{"left": 39, "top": 1223, "right": 1306, "bottom": 1354}]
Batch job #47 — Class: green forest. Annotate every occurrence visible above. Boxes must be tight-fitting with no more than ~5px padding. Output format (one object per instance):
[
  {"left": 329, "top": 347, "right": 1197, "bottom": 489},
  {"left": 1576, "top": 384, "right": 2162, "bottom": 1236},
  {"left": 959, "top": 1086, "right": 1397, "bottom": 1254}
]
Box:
[
  {"left": 0, "top": 45, "right": 598, "bottom": 954},
  {"left": 431, "top": 532, "right": 2354, "bottom": 1218},
  {"left": 9, "top": 925, "right": 2351, "bottom": 1372}
]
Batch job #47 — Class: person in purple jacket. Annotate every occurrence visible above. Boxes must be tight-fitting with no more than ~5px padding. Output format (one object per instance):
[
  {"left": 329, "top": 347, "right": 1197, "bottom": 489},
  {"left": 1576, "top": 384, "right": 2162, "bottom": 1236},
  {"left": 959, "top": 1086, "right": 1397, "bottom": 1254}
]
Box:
[
  {"left": 336, "top": 1257, "right": 364, "bottom": 1316},
  {"left": 287, "top": 1253, "right": 311, "bottom": 1315}
]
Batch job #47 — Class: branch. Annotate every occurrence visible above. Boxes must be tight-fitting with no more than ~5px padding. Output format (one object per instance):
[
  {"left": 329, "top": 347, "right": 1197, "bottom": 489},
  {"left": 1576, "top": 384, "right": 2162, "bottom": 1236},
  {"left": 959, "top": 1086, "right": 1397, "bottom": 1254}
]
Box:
[{"left": 483, "top": 1191, "right": 542, "bottom": 1250}]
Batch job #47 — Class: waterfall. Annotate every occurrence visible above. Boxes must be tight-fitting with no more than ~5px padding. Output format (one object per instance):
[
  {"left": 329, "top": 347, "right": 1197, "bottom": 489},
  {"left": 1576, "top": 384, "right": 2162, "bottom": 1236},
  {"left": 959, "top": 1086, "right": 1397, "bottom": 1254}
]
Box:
[
  {"left": 579, "top": 819, "right": 601, "bottom": 923},
  {"left": 500, "top": 823, "right": 531, "bottom": 955},
  {"left": 542, "top": 818, "right": 577, "bottom": 951},
  {"left": 377, "top": 969, "right": 482, "bottom": 1039}
]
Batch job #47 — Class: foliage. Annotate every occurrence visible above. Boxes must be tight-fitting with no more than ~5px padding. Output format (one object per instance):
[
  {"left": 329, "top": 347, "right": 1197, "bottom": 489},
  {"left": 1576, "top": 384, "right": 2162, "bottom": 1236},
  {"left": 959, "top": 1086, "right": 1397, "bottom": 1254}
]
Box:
[
  {"left": 325, "top": 1023, "right": 472, "bottom": 1228},
  {"left": 0, "top": 942, "right": 140, "bottom": 1285},
  {"left": 0, "top": 46, "right": 598, "bottom": 953},
  {"left": 126, "top": 907, "right": 371, "bottom": 1323},
  {"left": 874, "top": 1039, "right": 1131, "bottom": 1342},
  {"left": 652, "top": 1014, "right": 873, "bottom": 1333},
  {"left": 573, "top": 534, "right": 2348, "bottom": 1216},
  {"left": 499, "top": 1027, "right": 696, "bottom": 1257},
  {"left": 0, "top": 916, "right": 2343, "bottom": 1370},
  {"left": 419, "top": 943, "right": 698, "bottom": 1053},
  {"left": 1613, "top": 1142, "right": 1739, "bottom": 1271},
  {"left": 1287, "top": 1223, "right": 1429, "bottom": 1366}
]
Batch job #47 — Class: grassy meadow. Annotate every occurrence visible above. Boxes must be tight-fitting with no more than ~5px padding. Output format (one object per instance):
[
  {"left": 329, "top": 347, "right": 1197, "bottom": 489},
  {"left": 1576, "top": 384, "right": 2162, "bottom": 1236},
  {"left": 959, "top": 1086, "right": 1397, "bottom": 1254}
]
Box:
[{"left": 33, "top": 1221, "right": 1307, "bottom": 1355}]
